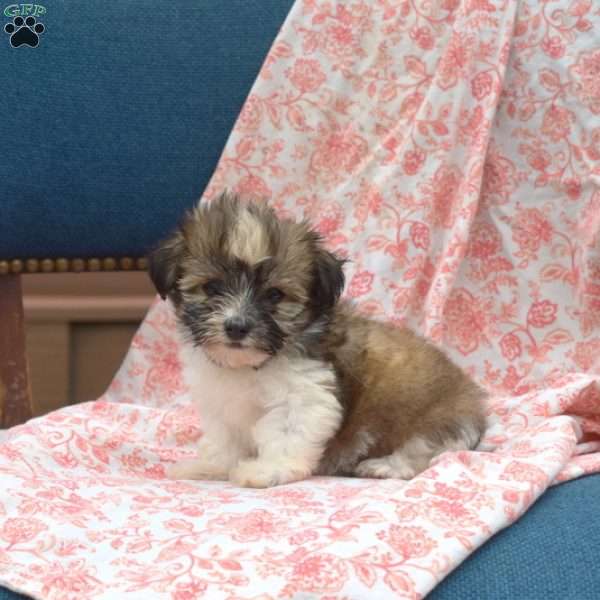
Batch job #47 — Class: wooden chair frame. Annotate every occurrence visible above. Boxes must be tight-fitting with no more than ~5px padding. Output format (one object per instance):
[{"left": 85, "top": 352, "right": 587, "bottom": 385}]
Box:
[{"left": 0, "top": 257, "right": 147, "bottom": 428}]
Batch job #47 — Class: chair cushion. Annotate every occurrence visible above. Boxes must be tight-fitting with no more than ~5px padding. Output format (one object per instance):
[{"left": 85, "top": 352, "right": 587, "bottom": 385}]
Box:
[
  {"left": 0, "top": 590, "right": 27, "bottom": 600},
  {"left": 429, "top": 474, "right": 600, "bottom": 599},
  {"left": 0, "top": 474, "right": 598, "bottom": 599},
  {"left": 0, "top": 1, "right": 293, "bottom": 260}
]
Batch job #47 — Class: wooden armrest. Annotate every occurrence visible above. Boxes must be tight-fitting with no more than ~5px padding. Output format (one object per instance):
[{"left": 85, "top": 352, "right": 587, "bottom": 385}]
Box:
[
  {"left": 0, "top": 261, "right": 152, "bottom": 427},
  {"left": 0, "top": 275, "right": 33, "bottom": 428}
]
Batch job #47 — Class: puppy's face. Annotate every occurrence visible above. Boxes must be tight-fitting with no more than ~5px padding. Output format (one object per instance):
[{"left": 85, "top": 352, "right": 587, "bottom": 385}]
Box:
[{"left": 148, "top": 193, "right": 345, "bottom": 369}]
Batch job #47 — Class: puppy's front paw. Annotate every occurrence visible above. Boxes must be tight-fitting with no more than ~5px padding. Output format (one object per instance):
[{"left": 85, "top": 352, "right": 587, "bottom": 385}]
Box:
[
  {"left": 229, "top": 459, "right": 310, "bottom": 488},
  {"left": 167, "top": 458, "right": 228, "bottom": 481}
]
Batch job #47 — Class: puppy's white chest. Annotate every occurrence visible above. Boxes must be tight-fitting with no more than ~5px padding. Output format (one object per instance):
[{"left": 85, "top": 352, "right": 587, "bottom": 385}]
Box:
[{"left": 183, "top": 347, "right": 264, "bottom": 429}]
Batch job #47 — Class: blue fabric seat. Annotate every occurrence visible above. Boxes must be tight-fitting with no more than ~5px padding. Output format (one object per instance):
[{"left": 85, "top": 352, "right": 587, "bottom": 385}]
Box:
[
  {"left": 0, "top": 1, "right": 294, "bottom": 259},
  {"left": 428, "top": 474, "right": 600, "bottom": 599},
  {"left": 1, "top": 474, "right": 598, "bottom": 599}
]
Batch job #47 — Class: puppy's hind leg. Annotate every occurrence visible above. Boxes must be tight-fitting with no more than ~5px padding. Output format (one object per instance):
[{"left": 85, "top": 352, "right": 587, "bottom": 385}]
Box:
[
  {"left": 354, "top": 449, "right": 424, "bottom": 480},
  {"left": 354, "top": 422, "right": 482, "bottom": 480}
]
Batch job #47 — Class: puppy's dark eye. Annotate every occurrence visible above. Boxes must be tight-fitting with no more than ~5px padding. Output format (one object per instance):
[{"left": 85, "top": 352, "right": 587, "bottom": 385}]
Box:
[
  {"left": 203, "top": 280, "right": 224, "bottom": 297},
  {"left": 265, "top": 287, "right": 285, "bottom": 304}
]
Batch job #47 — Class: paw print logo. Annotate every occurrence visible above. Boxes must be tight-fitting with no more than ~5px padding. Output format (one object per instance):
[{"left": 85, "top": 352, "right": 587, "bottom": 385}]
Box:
[{"left": 4, "top": 16, "right": 45, "bottom": 48}]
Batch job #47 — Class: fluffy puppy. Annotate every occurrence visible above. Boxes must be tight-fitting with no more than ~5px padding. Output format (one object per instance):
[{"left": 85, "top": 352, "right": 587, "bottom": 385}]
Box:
[{"left": 149, "top": 192, "right": 486, "bottom": 488}]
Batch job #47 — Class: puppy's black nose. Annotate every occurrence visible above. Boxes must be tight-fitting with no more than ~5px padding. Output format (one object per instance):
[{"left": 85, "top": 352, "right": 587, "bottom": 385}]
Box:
[{"left": 224, "top": 318, "right": 252, "bottom": 341}]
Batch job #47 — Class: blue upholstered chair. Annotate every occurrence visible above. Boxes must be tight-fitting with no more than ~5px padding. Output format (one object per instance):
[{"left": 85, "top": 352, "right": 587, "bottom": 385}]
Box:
[{"left": 1, "top": 3, "right": 598, "bottom": 598}]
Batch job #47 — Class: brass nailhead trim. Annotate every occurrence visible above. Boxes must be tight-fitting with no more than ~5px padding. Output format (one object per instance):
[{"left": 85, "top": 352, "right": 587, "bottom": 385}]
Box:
[
  {"left": 102, "top": 258, "right": 117, "bottom": 271},
  {"left": 56, "top": 258, "right": 69, "bottom": 272},
  {"left": 41, "top": 259, "right": 54, "bottom": 273},
  {"left": 120, "top": 257, "right": 134, "bottom": 270},
  {"left": 26, "top": 259, "right": 39, "bottom": 273},
  {"left": 87, "top": 258, "right": 101, "bottom": 272},
  {"left": 0, "top": 257, "right": 148, "bottom": 274},
  {"left": 71, "top": 258, "right": 85, "bottom": 272}
]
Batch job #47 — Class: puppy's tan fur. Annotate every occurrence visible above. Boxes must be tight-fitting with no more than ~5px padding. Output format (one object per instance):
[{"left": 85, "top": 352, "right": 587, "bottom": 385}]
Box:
[
  {"left": 319, "top": 307, "right": 485, "bottom": 476},
  {"left": 149, "top": 193, "right": 486, "bottom": 486}
]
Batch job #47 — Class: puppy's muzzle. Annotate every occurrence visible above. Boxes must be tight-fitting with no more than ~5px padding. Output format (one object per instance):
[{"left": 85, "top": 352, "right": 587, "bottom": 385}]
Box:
[{"left": 224, "top": 317, "right": 253, "bottom": 342}]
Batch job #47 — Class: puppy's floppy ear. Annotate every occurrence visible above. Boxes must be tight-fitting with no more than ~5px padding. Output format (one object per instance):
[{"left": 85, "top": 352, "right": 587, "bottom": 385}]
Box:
[
  {"left": 311, "top": 246, "right": 346, "bottom": 311},
  {"left": 147, "top": 231, "right": 185, "bottom": 300}
]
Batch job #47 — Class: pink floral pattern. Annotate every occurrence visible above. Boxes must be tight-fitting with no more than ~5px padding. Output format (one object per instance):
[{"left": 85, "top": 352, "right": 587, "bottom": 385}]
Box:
[{"left": 1, "top": 0, "right": 599, "bottom": 598}]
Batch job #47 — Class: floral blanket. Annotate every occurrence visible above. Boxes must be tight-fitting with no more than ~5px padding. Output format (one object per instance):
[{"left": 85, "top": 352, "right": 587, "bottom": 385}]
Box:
[{"left": 1, "top": 0, "right": 599, "bottom": 598}]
